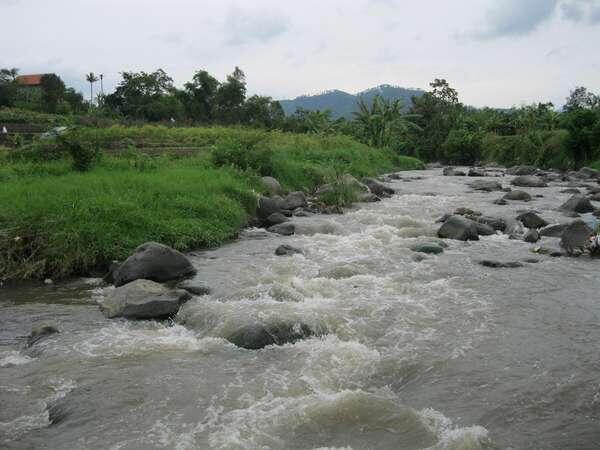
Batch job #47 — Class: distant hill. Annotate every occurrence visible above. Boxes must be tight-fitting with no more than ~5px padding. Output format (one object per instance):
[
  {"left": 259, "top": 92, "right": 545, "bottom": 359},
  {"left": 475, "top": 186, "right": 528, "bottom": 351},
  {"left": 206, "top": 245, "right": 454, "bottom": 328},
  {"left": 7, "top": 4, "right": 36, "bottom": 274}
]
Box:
[{"left": 279, "top": 84, "right": 425, "bottom": 119}]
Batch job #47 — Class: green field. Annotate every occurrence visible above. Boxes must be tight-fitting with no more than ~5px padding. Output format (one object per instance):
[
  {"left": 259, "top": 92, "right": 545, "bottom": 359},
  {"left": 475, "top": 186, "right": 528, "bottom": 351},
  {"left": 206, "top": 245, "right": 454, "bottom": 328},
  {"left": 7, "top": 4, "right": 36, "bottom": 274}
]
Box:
[{"left": 0, "top": 126, "right": 423, "bottom": 281}]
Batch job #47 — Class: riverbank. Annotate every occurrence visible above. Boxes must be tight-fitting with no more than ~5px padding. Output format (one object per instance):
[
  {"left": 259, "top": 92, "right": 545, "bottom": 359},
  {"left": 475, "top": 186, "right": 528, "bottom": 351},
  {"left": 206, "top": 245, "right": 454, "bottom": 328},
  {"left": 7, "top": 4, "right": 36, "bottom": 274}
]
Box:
[{"left": 0, "top": 126, "right": 423, "bottom": 282}]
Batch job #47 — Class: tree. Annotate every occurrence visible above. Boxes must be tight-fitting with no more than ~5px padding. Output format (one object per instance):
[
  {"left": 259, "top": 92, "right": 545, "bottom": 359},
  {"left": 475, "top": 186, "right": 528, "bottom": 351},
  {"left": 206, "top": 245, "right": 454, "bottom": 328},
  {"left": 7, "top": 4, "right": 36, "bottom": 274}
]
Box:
[
  {"left": 85, "top": 72, "right": 99, "bottom": 107},
  {"left": 40, "top": 74, "right": 66, "bottom": 113},
  {"left": 183, "top": 69, "right": 220, "bottom": 122},
  {"left": 564, "top": 86, "right": 599, "bottom": 112},
  {"left": 242, "top": 95, "right": 285, "bottom": 128},
  {"left": 354, "top": 95, "right": 420, "bottom": 148},
  {"left": 214, "top": 67, "right": 247, "bottom": 124},
  {"left": 0, "top": 67, "right": 19, "bottom": 107}
]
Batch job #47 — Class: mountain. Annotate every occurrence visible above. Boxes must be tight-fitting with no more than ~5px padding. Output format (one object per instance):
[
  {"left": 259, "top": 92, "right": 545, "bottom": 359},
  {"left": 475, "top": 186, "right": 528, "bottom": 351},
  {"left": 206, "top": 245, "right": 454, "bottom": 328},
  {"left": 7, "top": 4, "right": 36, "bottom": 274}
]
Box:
[{"left": 278, "top": 84, "right": 425, "bottom": 119}]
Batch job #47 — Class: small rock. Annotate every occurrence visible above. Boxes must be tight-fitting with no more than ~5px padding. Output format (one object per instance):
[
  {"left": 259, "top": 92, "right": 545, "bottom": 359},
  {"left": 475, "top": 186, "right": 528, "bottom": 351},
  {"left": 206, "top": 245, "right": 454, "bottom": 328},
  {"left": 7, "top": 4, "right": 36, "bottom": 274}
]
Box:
[
  {"left": 26, "top": 325, "right": 59, "bottom": 348},
  {"left": 227, "top": 321, "right": 323, "bottom": 350},
  {"left": 283, "top": 192, "right": 308, "bottom": 210},
  {"left": 539, "top": 223, "right": 569, "bottom": 237},
  {"left": 561, "top": 188, "right": 581, "bottom": 194},
  {"left": 438, "top": 216, "right": 480, "bottom": 241},
  {"left": 411, "top": 243, "right": 444, "bottom": 255},
  {"left": 265, "top": 212, "right": 289, "bottom": 226},
  {"left": 516, "top": 211, "right": 549, "bottom": 229},
  {"left": 479, "top": 260, "right": 524, "bottom": 268},
  {"left": 503, "top": 190, "right": 532, "bottom": 202},
  {"left": 560, "top": 220, "right": 593, "bottom": 255},
  {"left": 493, "top": 198, "right": 508, "bottom": 205},
  {"left": 468, "top": 168, "right": 486, "bottom": 177},
  {"left": 507, "top": 165, "right": 539, "bottom": 176},
  {"left": 523, "top": 229, "right": 540, "bottom": 243},
  {"left": 560, "top": 194, "right": 595, "bottom": 214},
  {"left": 267, "top": 223, "right": 295, "bottom": 236},
  {"left": 361, "top": 177, "right": 395, "bottom": 197},
  {"left": 476, "top": 216, "right": 506, "bottom": 232},
  {"left": 455, "top": 207, "right": 482, "bottom": 217},
  {"left": 176, "top": 280, "right": 211, "bottom": 296},
  {"left": 275, "top": 245, "right": 303, "bottom": 256},
  {"left": 260, "top": 176, "right": 282, "bottom": 195},
  {"left": 257, "top": 195, "right": 286, "bottom": 219},
  {"left": 469, "top": 180, "right": 503, "bottom": 192},
  {"left": 511, "top": 176, "right": 547, "bottom": 188}
]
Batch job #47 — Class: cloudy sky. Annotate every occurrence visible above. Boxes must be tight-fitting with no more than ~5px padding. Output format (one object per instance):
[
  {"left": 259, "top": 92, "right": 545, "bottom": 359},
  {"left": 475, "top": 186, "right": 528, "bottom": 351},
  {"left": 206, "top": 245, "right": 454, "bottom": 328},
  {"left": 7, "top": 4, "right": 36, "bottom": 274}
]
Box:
[{"left": 1, "top": 0, "right": 599, "bottom": 107}]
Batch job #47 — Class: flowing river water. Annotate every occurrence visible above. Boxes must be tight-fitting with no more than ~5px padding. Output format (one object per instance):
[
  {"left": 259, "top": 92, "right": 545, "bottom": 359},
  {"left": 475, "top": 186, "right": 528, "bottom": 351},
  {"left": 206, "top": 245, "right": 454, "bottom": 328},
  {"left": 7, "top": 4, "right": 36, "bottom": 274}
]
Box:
[{"left": 1, "top": 168, "right": 600, "bottom": 450}]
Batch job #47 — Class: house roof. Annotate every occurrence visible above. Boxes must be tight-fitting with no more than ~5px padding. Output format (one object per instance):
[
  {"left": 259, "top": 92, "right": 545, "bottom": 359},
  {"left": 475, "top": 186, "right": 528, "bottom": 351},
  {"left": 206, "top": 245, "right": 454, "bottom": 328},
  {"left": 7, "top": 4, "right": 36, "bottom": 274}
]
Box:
[{"left": 16, "top": 74, "right": 46, "bottom": 86}]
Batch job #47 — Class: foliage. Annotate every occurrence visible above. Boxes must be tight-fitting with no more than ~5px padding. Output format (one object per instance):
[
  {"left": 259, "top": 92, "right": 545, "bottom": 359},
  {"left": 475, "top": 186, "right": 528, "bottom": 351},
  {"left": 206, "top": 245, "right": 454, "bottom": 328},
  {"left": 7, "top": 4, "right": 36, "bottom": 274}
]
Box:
[
  {"left": 58, "top": 130, "right": 100, "bottom": 171},
  {"left": 40, "top": 74, "right": 66, "bottom": 113},
  {"left": 441, "top": 129, "right": 483, "bottom": 165}
]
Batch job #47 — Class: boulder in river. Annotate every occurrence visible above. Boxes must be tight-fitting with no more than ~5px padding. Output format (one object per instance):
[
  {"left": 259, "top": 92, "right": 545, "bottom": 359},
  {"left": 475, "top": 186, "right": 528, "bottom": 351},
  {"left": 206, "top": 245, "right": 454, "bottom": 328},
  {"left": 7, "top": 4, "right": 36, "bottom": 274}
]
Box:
[
  {"left": 469, "top": 180, "right": 503, "bottom": 192},
  {"left": 474, "top": 222, "right": 496, "bottom": 236},
  {"left": 283, "top": 192, "right": 308, "bottom": 210},
  {"left": 523, "top": 229, "right": 540, "bottom": 243},
  {"left": 561, "top": 188, "right": 581, "bottom": 194},
  {"left": 227, "top": 321, "right": 323, "bottom": 350},
  {"left": 260, "top": 176, "right": 282, "bottom": 195},
  {"left": 468, "top": 168, "right": 486, "bottom": 177},
  {"left": 476, "top": 216, "right": 507, "bottom": 232},
  {"left": 411, "top": 243, "right": 444, "bottom": 255},
  {"left": 560, "top": 220, "right": 593, "bottom": 255},
  {"left": 176, "top": 280, "right": 211, "bottom": 296},
  {"left": 100, "top": 279, "right": 191, "bottom": 319},
  {"left": 503, "top": 190, "right": 532, "bottom": 202},
  {"left": 479, "top": 260, "right": 524, "bottom": 268},
  {"left": 26, "top": 324, "right": 59, "bottom": 348},
  {"left": 361, "top": 177, "right": 395, "bottom": 197},
  {"left": 275, "top": 244, "right": 303, "bottom": 256},
  {"left": 589, "top": 193, "right": 600, "bottom": 202},
  {"left": 574, "top": 167, "right": 600, "bottom": 180},
  {"left": 257, "top": 195, "right": 286, "bottom": 219},
  {"left": 493, "top": 198, "right": 508, "bottom": 205},
  {"left": 511, "top": 176, "right": 547, "bottom": 188},
  {"left": 267, "top": 222, "right": 295, "bottom": 236},
  {"left": 437, "top": 215, "right": 480, "bottom": 241},
  {"left": 265, "top": 212, "right": 289, "bottom": 226},
  {"left": 114, "top": 242, "right": 196, "bottom": 287},
  {"left": 516, "top": 211, "right": 549, "bottom": 229},
  {"left": 539, "top": 223, "right": 569, "bottom": 237},
  {"left": 560, "top": 194, "right": 595, "bottom": 214}
]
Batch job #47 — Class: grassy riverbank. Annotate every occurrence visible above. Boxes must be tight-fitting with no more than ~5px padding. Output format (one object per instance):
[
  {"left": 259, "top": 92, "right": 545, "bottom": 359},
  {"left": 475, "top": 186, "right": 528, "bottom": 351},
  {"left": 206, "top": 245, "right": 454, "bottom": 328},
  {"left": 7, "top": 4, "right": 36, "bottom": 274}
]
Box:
[{"left": 0, "top": 126, "right": 423, "bottom": 282}]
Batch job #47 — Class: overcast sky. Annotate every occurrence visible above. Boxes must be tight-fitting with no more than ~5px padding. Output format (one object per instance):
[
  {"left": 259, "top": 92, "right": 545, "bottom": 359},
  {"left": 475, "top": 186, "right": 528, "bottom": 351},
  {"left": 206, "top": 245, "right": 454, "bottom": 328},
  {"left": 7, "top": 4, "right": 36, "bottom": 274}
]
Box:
[{"left": 1, "top": 0, "right": 599, "bottom": 107}]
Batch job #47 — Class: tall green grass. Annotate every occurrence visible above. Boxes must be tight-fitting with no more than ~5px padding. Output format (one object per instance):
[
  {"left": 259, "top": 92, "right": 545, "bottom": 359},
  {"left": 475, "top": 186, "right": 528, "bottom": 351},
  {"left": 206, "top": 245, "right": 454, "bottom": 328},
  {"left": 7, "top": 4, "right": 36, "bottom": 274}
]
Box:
[{"left": 0, "top": 126, "right": 424, "bottom": 281}]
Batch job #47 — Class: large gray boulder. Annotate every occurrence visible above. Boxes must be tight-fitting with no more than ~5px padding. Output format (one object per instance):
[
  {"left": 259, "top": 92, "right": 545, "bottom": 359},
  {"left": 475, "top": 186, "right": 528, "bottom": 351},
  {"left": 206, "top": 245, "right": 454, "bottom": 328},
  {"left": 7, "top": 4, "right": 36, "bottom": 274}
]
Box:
[
  {"left": 26, "top": 324, "right": 59, "bottom": 348},
  {"left": 503, "top": 190, "right": 532, "bottom": 202},
  {"left": 257, "top": 195, "right": 286, "bottom": 219},
  {"left": 260, "top": 176, "right": 282, "bottom": 195},
  {"left": 361, "top": 177, "right": 395, "bottom": 197},
  {"left": 474, "top": 222, "right": 496, "bottom": 236},
  {"left": 437, "top": 216, "right": 480, "bottom": 241},
  {"left": 539, "top": 223, "right": 569, "bottom": 237},
  {"left": 265, "top": 212, "right": 289, "bottom": 226},
  {"left": 114, "top": 242, "right": 196, "bottom": 287},
  {"left": 469, "top": 180, "right": 503, "bottom": 192},
  {"left": 227, "top": 321, "right": 323, "bottom": 350},
  {"left": 282, "top": 191, "right": 308, "bottom": 210},
  {"left": 511, "top": 176, "right": 547, "bottom": 188},
  {"left": 476, "top": 216, "right": 507, "bottom": 232},
  {"left": 100, "top": 279, "right": 191, "bottom": 319},
  {"left": 575, "top": 167, "right": 600, "bottom": 180},
  {"left": 560, "top": 194, "right": 595, "bottom": 214},
  {"left": 516, "top": 212, "right": 548, "bottom": 229},
  {"left": 560, "top": 220, "right": 593, "bottom": 255}
]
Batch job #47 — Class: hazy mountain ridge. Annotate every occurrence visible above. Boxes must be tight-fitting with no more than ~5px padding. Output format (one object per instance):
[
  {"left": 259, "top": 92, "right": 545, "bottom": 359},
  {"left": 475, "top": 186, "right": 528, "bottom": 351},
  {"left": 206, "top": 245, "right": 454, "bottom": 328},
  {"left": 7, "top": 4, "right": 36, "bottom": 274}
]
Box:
[{"left": 279, "top": 84, "right": 425, "bottom": 119}]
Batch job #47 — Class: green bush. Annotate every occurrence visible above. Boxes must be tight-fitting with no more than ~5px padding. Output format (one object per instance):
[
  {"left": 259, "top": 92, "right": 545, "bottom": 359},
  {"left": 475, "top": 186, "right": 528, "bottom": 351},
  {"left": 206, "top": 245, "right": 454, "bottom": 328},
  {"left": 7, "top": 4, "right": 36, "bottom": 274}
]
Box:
[{"left": 441, "top": 129, "right": 483, "bottom": 165}]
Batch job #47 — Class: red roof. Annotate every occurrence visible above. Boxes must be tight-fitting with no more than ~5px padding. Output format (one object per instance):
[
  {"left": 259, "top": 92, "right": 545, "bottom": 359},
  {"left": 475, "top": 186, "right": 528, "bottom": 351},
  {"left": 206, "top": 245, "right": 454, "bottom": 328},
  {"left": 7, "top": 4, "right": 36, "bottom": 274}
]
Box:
[{"left": 16, "top": 74, "right": 46, "bottom": 86}]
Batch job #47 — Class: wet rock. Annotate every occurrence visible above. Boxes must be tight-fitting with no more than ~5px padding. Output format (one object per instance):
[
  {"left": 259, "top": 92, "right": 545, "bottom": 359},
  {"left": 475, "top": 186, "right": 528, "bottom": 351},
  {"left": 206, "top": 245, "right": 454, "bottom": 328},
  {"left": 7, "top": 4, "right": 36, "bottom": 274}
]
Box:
[
  {"left": 468, "top": 168, "right": 486, "bottom": 177},
  {"left": 275, "top": 245, "right": 303, "bottom": 256},
  {"left": 561, "top": 188, "right": 581, "bottom": 194},
  {"left": 523, "top": 229, "right": 540, "bottom": 243},
  {"left": 358, "top": 192, "right": 381, "bottom": 203},
  {"left": 560, "top": 220, "right": 593, "bottom": 255},
  {"left": 176, "top": 280, "right": 211, "bottom": 296},
  {"left": 469, "top": 180, "right": 503, "bottom": 192},
  {"left": 531, "top": 247, "right": 563, "bottom": 257},
  {"left": 559, "top": 194, "right": 595, "bottom": 214},
  {"left": 523, "top": 258, "right": 541, "bottom": 264},
  {"left": 516, "top": 211, "right": 548, "bottom": 229},
  {"left": 503, "top": 190, "right": 532, "bottom": 202},
  {"left": 361, "top": 177, "right": 395, "bottom": 197},
  {"left": 114, "top": 242, "right": 196, "bottom": 287},
  {"left": 318, "top": 263, "right": 365, "bottom": 279},
  {"left": 493, "top": 198, "right": 508, "bottom": 205},
  {"left": 437, "top": 215, "right": 480, "bottom": 241},
  {"left": 511, "top": 176, "right": 547, "bottom": 188},
  {"left": 227, "top": 321, "right": 322, "bottom": 350},
  {"left": 283, "top": 191, "right": 308, "bottom": 210},
  {"left": 443, "top": 167, "right": 456, "bottom": 176},
  {"left": 588, "top": 186, "right": 600, "bottom": 195},
  {"left": 455, "top": 207, "right": 481, "bottom": 217},
  {"left": 260, "top": 176, "right": 282, "bottom": 195},
  {"left": 265, "top": 212, "right": 289, "bottom": 226},
  {"left": 590, "top": 193, "right": 600, "bottom": 202},
  {"left": 476, "top": 216, "right": 507, "bottom": 232},
  {"left": 507, "top": 165, "right": 539, "bottom": 176},
  {"left": 474, "top": 222, "right": 496, "bottom": 236},
  {"left": 411, "top": 243, "right": 444, "bottom": 255},
  {"left": 479, "top": 260, "right": 524, "bottom": 268},
  {"left": 575, "top": 167, "right": 600, "bottom": 180},
  {"left": 267, "top": 223, "right": 295, "bottom": 236},
  {"left": 102, "top": 260, "right": 121, "bottom": 284},
  {"left": 26, "top": 324, "right": 59, "bottom": 348},
  {"left": 539, "top": 223, "right": 569, "bottom": 237},
  {"left": 100, "top": 279, "right": 191, "bottom": 319},
  {"left": 257, "top": 195, "right": 286, "bottom": 219}
]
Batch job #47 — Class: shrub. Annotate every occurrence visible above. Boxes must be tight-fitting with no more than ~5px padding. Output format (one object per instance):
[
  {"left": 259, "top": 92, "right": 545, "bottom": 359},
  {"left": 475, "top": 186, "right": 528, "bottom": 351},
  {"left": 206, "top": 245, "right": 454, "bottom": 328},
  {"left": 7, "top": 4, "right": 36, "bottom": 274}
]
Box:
[{"left": 441, "top": 129, "right": 483, "bottom": 165}]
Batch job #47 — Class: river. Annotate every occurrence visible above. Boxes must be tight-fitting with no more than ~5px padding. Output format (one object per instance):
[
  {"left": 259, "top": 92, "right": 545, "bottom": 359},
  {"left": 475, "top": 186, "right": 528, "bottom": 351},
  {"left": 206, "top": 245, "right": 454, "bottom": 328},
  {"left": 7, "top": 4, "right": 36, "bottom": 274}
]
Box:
[{"left": 1, "top": 168, "right": 600, "bottom": 450}]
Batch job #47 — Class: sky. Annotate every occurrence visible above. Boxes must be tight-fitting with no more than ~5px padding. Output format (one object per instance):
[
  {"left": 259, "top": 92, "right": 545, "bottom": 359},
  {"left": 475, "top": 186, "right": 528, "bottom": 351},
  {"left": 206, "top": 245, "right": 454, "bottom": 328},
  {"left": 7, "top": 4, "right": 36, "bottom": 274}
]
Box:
[{"left": 1, "top": 0, "right": 600, "bottom": 108}]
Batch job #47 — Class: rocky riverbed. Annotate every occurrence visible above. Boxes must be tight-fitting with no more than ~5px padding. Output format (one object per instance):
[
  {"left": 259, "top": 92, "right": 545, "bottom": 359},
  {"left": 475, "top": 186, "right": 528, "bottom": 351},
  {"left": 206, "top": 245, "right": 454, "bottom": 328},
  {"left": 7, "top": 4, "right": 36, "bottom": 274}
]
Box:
[{"left": 1, "top": 166, "right": 600, "bottom": 449}]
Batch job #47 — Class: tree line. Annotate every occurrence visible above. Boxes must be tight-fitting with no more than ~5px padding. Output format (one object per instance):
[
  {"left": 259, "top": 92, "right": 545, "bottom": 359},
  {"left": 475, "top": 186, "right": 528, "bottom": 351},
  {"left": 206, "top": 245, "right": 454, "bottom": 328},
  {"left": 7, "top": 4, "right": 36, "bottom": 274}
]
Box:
[{"left": 1, "top": 65, "right": 600, "bottom": 168}]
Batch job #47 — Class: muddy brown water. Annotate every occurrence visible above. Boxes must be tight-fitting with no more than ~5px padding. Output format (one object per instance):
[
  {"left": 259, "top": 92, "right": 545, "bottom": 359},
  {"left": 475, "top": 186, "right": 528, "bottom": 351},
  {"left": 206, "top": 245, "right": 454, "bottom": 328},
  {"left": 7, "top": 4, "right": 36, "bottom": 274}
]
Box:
[{"left": 1, "top": 169, "right": 600, "bottom": 450}]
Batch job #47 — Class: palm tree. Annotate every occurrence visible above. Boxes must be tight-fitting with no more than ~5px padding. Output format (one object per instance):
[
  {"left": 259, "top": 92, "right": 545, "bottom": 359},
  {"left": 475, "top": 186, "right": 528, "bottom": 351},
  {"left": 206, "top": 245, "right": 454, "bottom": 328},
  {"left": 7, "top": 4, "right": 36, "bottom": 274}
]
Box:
[
  {"left": 85, "top": 72, "right": 99, "bottom": 107},
  {"left": 354, "top": 95, "right": 421, "bottom": 148}
]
